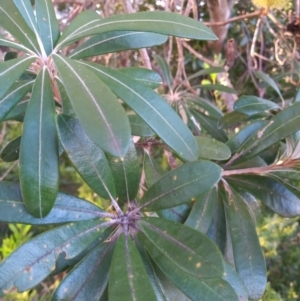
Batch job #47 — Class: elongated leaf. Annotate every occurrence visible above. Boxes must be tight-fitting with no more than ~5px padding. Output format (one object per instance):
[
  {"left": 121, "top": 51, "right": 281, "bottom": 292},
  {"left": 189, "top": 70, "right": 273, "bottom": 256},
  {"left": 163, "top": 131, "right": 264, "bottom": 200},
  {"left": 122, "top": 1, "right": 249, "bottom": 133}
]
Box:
[
  {"left": 57, "top": 114, "right": 116, "bottom": 200},
  {"left": 129, "top": 114, "right": 155, "bottom": 137},
  {"left": 19, "top": 67, "right": 59, "bottom": 218},
  {"left": 185, "top": 187, "right": 217, "bottom": 233},
  {"left": 0, "top": 35, "right": 35, "bottom": 54},
  {"left": 187, "top": 67, "right": 225, "bottom": 81},
  {"left": 0, "top": 136, "right": 21, "bottom": 162},
  {"left": 2, "top": 101, "right": 28, "bottom": 122},
  {"left": 53, "top": 54, "right": 131, "bottom": 157},
  {"left": 234, "top": 95, "right": 280, "bottom": 115},
  {"left": 0, "top": 80, "right": 33, "bottom": 121},
  {"left": 139, "top": 161, "right": 222, "bottom": 211},
  {"left": 218, "top": 111, "right": 248, "bottom": 129},
  {"left": 139, "top": 217, "right": 224, "bottom": 278},
  {"left": 223, "top": 186, "right": 266, "bottom": 300},
  {"left": 158, "top": 203, "right": 191, "bottom": 223},
  {"left": 0, "top": 56, "right": 34, "bottom": 100},
  {"left": 12, "top": 0, "right": 37, "bottom": 32},
  {"left": 0, "top": 219, "right": 110, "bottom": 295},
  {"left": 80, "top": 61, "right": 199, "bottom": 161},
  {"left": 52, "top": 241, "right": 115, "bottom": 301},
  {"left": 57, "top": 11, "right": 217, "bottom": 49},
  {"left": 56, "top": 78, "right": 76, "bottom": 117},
  {"left": 236, "top": 102, "right": 300, "bottom": 161},
  {"left": 119, "top": 67, "right": 162, "bottom": 89},
  {"left": 153, "top": 55, "right": 172, "bottom": 88},
  {"left": 227, "top": 175, "right": 300, "bottom": 217},
  {"left": 36, "top": 0, "right": 60, "bottom": 55},
  {"left": 0, "top": 182, "right": 104, "bottom": 224},
  {"left": 109, "top": 233, "right": 157, "bottom": 301},
  {"left": 195, "top": 136, "right": 231, "bottom": 160},
  {"left": 0, "top": 2, "right": 40, "bottom": 54},
  {"left": 70, "top": 31, "right": 167, "bottom": 59},
  {"left": 106, "top": 140, "right": 141, "bottom": 202},
  {"left": 187, "top": 96, "right": 223, "bottom": 119},
  {"left": 194, "top": 84, "right": 237, "bottom": 94}
]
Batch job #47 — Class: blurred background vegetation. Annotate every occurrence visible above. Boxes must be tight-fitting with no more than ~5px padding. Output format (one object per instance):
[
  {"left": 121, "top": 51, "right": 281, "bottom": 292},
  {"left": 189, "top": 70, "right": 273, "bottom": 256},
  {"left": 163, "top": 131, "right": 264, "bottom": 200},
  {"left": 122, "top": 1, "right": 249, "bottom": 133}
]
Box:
[{"left": 1, "top": 0, "right": 300, "bottom": 299}]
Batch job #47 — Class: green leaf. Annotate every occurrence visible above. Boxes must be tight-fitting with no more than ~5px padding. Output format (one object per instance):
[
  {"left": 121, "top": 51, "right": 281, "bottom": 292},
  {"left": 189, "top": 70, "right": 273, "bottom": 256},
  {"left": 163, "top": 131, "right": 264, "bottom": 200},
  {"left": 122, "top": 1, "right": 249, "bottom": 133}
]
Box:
[
  {"left": 70, "top": 31, "right": 167, "bottom": 59},
  {"left": 0, "top": 219, "right": 110, "bottom": 295},
  {"left": 52, "top": 241, "right": 115, "bottom": 301},
  {"left": 187, "top": 67, "right": 225, "bottom": 81},
  {"left": 0, "top": 136, "right": 21, "bottom": 162},
  {"left": 56, "top": 114, "right": 116, "bottom": 200},
  {"left": 223, "top": 185, "right": 266, "bottom": 300},
  {"left": 194, "top": 84, "right": 237, "bottom": 94},
  {"left": 0, "top": 56, "right": 34, "bottom": 100},
  {"left": 185, "top": 187, "right": 217, "bottom": 233},
  {"left": 129, "top": 114, "right": 155, "bottom": 137},
  {"left": 35, "top": 0, "right": 60, "bottom": 55},
  {"left": 218, "top": 111, "right": 248, "bottom": 129},
  {"left": 153, "top": 54, "right": 172, "bottom": 88},
  {"left": 227, "top": 175, "right": 300, "bottom": 217},
  {"left": 119, "top": 67, "right": 162, "bottom": 89},
  {"left": 236, "top": 102, "right": 300, "bottom": 161},
  {"left": 106, "top": 140, "right": 141, "bottom": 202},
  {"left": 139, "top": 217, "right": 224, "bottom": 278},
  {"left": 81, "top": 61, "right": 199, "bottom": 161},
  {"left": 0, "top": 80, "right": 33, "bottom": 122},
  {"left": 53, "top": 54, "right": 131, "bottom": 157},
  {"left": 234, "top": 95, "right": 280, "bottom": 115},
  {"left": 187, "top": 96, "right": 223, "bottom": 119},
  {"left": 19, "top": 67, "right": 59, "bottom": 218},
  {"left": 0, "top": 182, "right": 105, "bottom": 224},
  {"left": 0, "top": 35, "right": 36, "bottom": 54},
  {"left": 56, "top": 78, "right": 76, "bottom": 117},
  {"left": 0, "top": 2, "right": 40, "bottom": 54},
  {"left": 57, "top": 11, "right": 217, "bottom": 49},
  {"left": 109, "top": 233, "right": 157, "bottom": 301},
  {"left": 12, "top": 0, "right": 37, "bottom": 32},
  {"left": 2, "top": 101, "right": 28, "bottom": 122},
  {"left": 157, "top": 203, "right": 191, "bottom": 223},
  {"left": 139, "top": 161, "right": 222, "bottom": 211},
  {"left": 195, "top": 136, "right": 231, "bottom": 160}
]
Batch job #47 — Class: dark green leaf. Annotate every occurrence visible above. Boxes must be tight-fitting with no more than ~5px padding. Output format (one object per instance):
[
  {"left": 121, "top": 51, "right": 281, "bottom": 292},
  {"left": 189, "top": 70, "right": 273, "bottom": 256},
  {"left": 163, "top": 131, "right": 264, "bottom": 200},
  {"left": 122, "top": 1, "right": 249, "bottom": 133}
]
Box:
[
  {"left": 0, "top": 182, "right": 105, "bottom": 224},
  {"left": 185, "top": 187, "right": 217, "bottom": 233},
  {"left": 56, "top": 78, "right": 76, "bottom": 117},
  {"left": 0, "top": 35, "right": 37, "bottom": 54},
  {"left": 129, "top": 114, "right": 155, "bottom": 137},
  {"left": 0, "top": 220, "right": 111, "bottom": 294},
  {"left": 106, "top": 140, "right": 140, "bottom": 202},
  {"left": 2, "top": 101, "right": 28, "bottom": 122},
  {"left": 0, "top": 136, "right": 21, "bottom": 162},
  {"left": 195, "top": 136, "right": 231, "bottom": 160},
  {"left": 139, "top": 217, "right": 224, "bottom": 278},
  {"left": 36, "top": 0, "right": 60, "bottom": 55},
  {"left": 223, "top": 185, "right": 266, "bottom": 300},
  {"left": 119, "top": 67, "right": 162, "bottom": 89},
  {"left": 158, "top": 203, "right": 191, "bottom": 223},
  {"left": 109, "top": 233, "right": 157, "bottom": 301},
  {"left": 193, "top": 84, "right": 237, "bottom": 94},
  {"left": 218, "top": 111, "right": 248, "bottom": 129},
  {"left": 187, "top": 96, "right": 223, "bottom": 119},
  {"left": 19, "top": 67, "right": 59, "bottom": 217},
  {"left": 70, "top": 31, "right": 167, "bottom": 59},
  {"left": 53, "top": 54, "right": 131, "bottom": 157},
  {"left": 0, "top": 56, "right": 34, "bottom": 100},
  {"left": 52, "top": 241, "right": 115, "bottom": 301},
  {"left": 12, "top": 0, "right": 37, "bottom": 32},
  {"left": 56, "top": 114, "right": 116, "bottom": 200},
  {"left": 80, "top": 61, "right": 199, "bottom": 162},
  {"left": 0, "top": 80, "right": 33, "bottom": 122},
  {"left": 153, "top": 54, "right": 172, "bottom": 88},
  {"left": 139, "top": 161, "right": 222, "bottom": 211},
  {"left": 4, "top": 51, "right": 18, "bottom": 61},
  {"left": 57, "top": 11, "right": 217, "bottom": 49}
]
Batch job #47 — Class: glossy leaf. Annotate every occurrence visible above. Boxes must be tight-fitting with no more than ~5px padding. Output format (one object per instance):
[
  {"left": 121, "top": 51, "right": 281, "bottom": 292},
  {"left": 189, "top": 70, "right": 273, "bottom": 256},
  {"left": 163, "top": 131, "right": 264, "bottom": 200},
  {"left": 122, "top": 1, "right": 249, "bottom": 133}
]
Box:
[
  {"left": 12, "top": 0, "right": 37, "bottom": 32},
  {"left": 0, "top": 182, "right": 104, "bottom": 224},
  {"left": 19, "top": 67, "right": 59, "bottom": 218},
  {"left": 109, "top": 233, "right": 157, "bottom": 301},
  {"left": 234, "top": 95, "right": 280, "bottom": 115},
  {"left": 52, "top": 241, "right": 115, "bottom": 301},
  {"left": 0, "top": 35, "right": 35, "bottom": 54},
  {"left": 70, "top": 31, "right": 167, "bottom": 59},
  {"left": 129, "top": 114, "right": 155, "bottom": 137},
  {"left": 56, "top": 78, "right": 76, "bottom": 117},
  {"left": 187, "top": 96, "right": 223, "bottom": 119},
  {"left": 139, "top": 161, "right": 222, "bottom": 211},
  {"left": 153, "top": 54, "right": 172, "bottom": 88},
  {"left": 56, "top": 114, "right": 116, "bottom": 200},
  {"left": 119, "top": 67, "right": 162, "bottom": 89},
  {"left": 0, "top": 220, "right": 110, "bottom": 295},
  {"left": 57, "top": 11, "right": 217, "bottom": 49},
  {"left": 0, "top": 56, "right": 34, "bottom": 100},
  {"left": 53, "top": 54, "right": 131, "bottom": 157},
  {"left": 0, "top": 2, "right": 40, "bottom": 54},
  {"left": 218, "top": 111, "right": 248, "bottom": 129},
  {"left": 36, "top": 0, "right": 60, "bottom": 55},
  {"left": 0, "top": 136, "right": 21, "bottom": 162},
  {"left": 227, "top": 175, "right": 300, "bottom": 217},
  {"left": 0, "top": 80, "right": 33, "bottom": 122},
  {"left": 195, "top": 136, "right": 231, "bottom": 160},
  {"left": 139, "top": 217, "right": 224, "bottom": 278},
  {"left": 106, "top": 140, "right": 141, "bottom": 202},
  {"left": 80, "top": 61, "right": 199, "bottom": 161},
  {"left": 2, "top": 101, "right": 28, "bottom": 122},
  {"left": 223, "top": 186, "right": 266, "bottom": 300},
  {"left": 185, "top": 187, "right": 217, "bottom": 233},
  {"left": 158, "top": 203, "right": 191, "bottom": 223}
]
